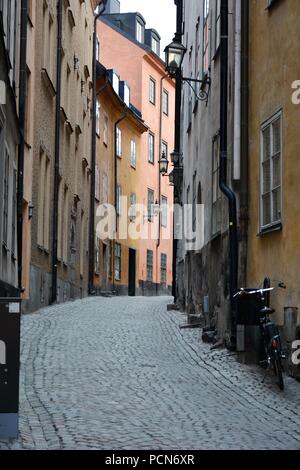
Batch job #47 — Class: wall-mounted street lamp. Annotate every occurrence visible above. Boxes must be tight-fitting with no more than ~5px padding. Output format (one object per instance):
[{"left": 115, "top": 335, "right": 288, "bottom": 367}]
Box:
[
  {"left": 28, "top": 202, "right": 34, "bottom": 220},
  {"left": 164, "top": 39, "right": 211, "bottom": 104},
  {"left": 158, "top": 151, "right": 169, "bottom": 176}
]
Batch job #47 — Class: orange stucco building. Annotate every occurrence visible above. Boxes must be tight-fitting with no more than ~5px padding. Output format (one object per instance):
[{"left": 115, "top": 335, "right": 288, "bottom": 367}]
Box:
[{"left": 97, "top": 5, "right": 175, "bottom": 295}]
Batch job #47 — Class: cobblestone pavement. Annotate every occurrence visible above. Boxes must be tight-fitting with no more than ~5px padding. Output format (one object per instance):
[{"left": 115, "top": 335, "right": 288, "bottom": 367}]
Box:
[{"left": 1, "top": 296, "right": 300, "bottom": 450}]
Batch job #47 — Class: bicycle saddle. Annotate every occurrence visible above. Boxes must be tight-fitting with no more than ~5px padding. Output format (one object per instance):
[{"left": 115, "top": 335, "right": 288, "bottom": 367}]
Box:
[{"left": 260, "top": 306, "right": 275, "bottom": 315}]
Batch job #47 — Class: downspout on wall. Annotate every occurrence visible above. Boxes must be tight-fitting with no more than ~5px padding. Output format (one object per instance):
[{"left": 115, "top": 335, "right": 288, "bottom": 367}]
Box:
[
  {"left": 17, "top": 0, "right": 28, "bottom": 292},
  {"left": 51, "top": 0, "right": 63, "bottom": 304},
  {"left": 233, "top": 0, "right": 241, "bottom": 182},
  {"left": 172, "top": 0, "right": 183, "bottom": 302},
  {"left": 88, "top": 1, "right": 108, "bottom": 295},
  {"left": 219, "top": 0, "right": 239, "bottom": 337},
  {"left": 113, "top": 108, "right": 128, "bottom": 291}
]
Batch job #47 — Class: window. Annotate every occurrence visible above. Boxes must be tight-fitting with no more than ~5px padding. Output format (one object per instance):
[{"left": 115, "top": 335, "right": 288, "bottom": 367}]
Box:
[
  {"left": 115, "top": 243, "right": 121, "bottom": 280},
  {"left": 124, "top": 84, "right": 130, "bottom": 106},
  {"left": 260, "top": 112, "right": 282, "bottom": 230},
  {"left": 161, "top": 196, "right": 168, "bottom": 227},
  {"left": 148, "top": 133, "right": 155, "bottom": 164},
  {"left": 192, "top": 173, "right": 197, "bottom": 232},
  {"left": 215, "top": 0, "right": 221, "bottom": 52},
  {"left": 149, "top": 78, "right": 156, "bottom": 104},
  {"left": 112, "top": 71, "right": 119, "bottom": 94},
  {"left": 212, "top": 133, "right": 221, "bottom": 235},
  {"left": 96, "top": 101, "right": 100, "bottom": 136},
  {"left": 2, "top": 148, "right": 9, "bottom": 246},
  {"left": 136, "top": 21, "right": 143, "bottom": 43},
  {"left": 102, "top": 172, "right": 108, "bottom": 204},
  {"left": 163, "top": 89, "right": 169, "bottom": 115},
  {"left": 161, "top": 254, "right": 167, "bottom": 284},
  {"left": 116, "top": 127, "right": 122, "bottom": 157},
  {"left": 162, "top": 141, "right": 168, "bottom": 160},
  {"left": 116, "top": 185, "right": 122, "bottom": 215},
  {"left": 95, "top": 239, "right": 100, "bottom": 275},
  {"left": 62, "top": 186, "right": 69, "bottom": 263},
  {"left": 37, "top": 150, "right": 50, "bottom": 250},
  {"left": 96, "top": 37, "right": 100, "bottom": 61},
  {"left": 130, "top": 193, "right": 136, "bottom": 222},
  {"left": 104, "top": 112, "right": 108, "bottom": 145},
  {"left": 147, "top": 250, "right": 153, "bottom": 282},
  {"left": 57, "top": 178, "right": 63, "bottom": 260},
  {"left": 148, "top": 189, "right": 154, "bottom": 222},
  {"left": 11, "top": 169, "right": 17, "bottom": 256},
  {"left": 95, "top": 165, "right": 100, "bottom": 201},
  {"left": 203, "top": 0, "right": 210, "bottom": 74},
  {"left": 80, "top": 211, "right": 85, "bottom": 276},
  {"left": 151, "top": 36, "right": 159, "bottom": 55},
  {"left": 130, "top": 140, "right": 136, "bottom": 168}
]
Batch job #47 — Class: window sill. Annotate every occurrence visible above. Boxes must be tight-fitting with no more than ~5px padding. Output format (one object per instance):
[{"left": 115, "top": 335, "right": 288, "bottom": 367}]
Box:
[
  {"left": 211, "top": 231, "right": 221, "bottom": 242},
  {"left": 148, "top": 160, "right": 155, "bottom": 165},
  {"left": 257, "top": 222, "right": 282, "bottom": 237},
  {"left": 131, "top": 165, "right": 136, "bottom": 170},
  {"left": 103, "top": 142, "right": 108, "bottom": 147},
  {"left": 2, "top": 242, "right": 9, "bottom": 253}
]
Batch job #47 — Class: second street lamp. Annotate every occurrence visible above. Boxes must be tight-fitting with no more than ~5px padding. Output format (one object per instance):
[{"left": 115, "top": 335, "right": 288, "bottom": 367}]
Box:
[{"left": 159, "top": 151, "right": 169, "bottom": 176}]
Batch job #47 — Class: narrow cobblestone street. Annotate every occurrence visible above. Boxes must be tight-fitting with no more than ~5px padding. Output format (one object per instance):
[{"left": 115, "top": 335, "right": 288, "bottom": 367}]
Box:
[{"left": 1, "top": 296, "right": 300, "bottom": 450}]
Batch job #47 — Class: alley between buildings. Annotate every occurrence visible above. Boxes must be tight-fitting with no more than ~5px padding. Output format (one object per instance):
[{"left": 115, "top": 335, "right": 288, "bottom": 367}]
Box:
[{"left": 0, "top": 296, "right": 300, "bottom": 450}]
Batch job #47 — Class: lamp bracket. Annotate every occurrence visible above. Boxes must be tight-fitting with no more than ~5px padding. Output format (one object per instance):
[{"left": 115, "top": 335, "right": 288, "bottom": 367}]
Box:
[{"left": 181, "top": 76, "right": 211, "bottom": 104}]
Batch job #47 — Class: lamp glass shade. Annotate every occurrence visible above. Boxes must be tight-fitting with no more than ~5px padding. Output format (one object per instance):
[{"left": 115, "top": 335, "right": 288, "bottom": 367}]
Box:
[
  {"left": 159, "top": 152, "right": 169, "bottom": 175},
  {"left": 164, "top": 41, "right": 186, "bottom": 75}
]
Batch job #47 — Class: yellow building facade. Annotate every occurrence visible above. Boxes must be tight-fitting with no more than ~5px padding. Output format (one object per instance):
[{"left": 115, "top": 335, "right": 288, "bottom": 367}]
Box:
[{"left": 247, "top": 0, "right": 300, "bottom": 332}]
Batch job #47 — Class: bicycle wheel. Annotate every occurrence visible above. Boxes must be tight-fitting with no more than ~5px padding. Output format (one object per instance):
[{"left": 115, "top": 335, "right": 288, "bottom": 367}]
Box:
[{"left": 274, "top": 357, "right": 284, "bottom": 391}]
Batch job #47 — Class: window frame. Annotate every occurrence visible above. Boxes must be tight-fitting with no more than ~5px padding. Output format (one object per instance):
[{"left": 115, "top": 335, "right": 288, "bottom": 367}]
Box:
[
  {"left": 103, "top": 112, "right": 108, "bottom": 146},
  {"left": 212, "top": 132, "right": 221, "bottom": 237},
  {"left": 149, "top": 77, "right": 156, "bottom": 105},
  {"left": 116, "top": 127, "right": 122, "bottom": 157},
  {"left": 260, "top": 110, "right": 283, "bottom": 232},
  {"left": 161, "top": 196, "right": 168, "bottom": 228},
  {"left": 148, "top": 189, "right": 155, "bottom": 223},
  {"left": 115, "top": 242, "right": 121, "bottom": 281},
  {"left": 160, "top": 253, "right": 167, "bottom": 284},
  {"left": 148, "top": 132, "right": 155, "bottom": 164},
  {"left": 130, "top": 139, "right": 136, "bottom": 168},
  {"left": 147, "top": 249, "right": 154, "bottom": 282},
  {"left": 162, "top": 89, "right": 169, "bottom": 116}
]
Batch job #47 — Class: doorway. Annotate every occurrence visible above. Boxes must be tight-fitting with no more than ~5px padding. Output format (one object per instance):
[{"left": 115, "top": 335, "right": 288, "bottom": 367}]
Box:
[
  {"left": 128, "top": 249, "right": 136, "bottom": 297},
  {"left": 102, "top": 244, "right": 107, "bottom": 291}
]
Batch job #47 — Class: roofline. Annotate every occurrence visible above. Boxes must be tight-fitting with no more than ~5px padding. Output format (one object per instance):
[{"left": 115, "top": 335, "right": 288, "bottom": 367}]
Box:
[
  {"left": 96, "top": 69, "right": 148, "bottom": 133},
  {"left": 99, "top": 16, "right": 167, "bottom": 70}
]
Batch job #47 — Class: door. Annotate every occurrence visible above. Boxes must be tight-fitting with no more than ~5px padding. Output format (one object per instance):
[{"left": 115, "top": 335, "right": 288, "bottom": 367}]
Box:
[
  {"left": 128, "top": 249, "right": 136, "bottom": 297},
  {"left": 102, "top": 244, "right": 107, "bottom": 291}
]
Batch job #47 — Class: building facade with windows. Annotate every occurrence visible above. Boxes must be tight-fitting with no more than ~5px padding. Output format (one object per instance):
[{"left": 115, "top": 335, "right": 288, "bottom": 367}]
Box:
[
  {"left": 0, "top": 1, "right": 20, "bottom": 297},
  {"left": 246, "top": 0, "right": 300, "bottom": 339},
  {"left": 175, "top": 0, "right": 248, "bottom": 342},
  {"left": 23, "top": 0, "right": 98, "bottom": 312},
  {"left": 98, "top": 0, "right": 175, "bottom": 295},
  {"left": 94, "top": 64, "right": 148, "bottom": 295}
]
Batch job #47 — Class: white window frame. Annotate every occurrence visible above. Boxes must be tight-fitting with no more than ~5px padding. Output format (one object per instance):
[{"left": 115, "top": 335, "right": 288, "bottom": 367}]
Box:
[
  {"left": 130, "top": 193, "right": 136, "bottom": 222},
  {"left": 148, "top": 133, "right": 155, "bottom": 164},
  {"left": 260, "top": 110, "right": 283, "bottom": 231},
  {"left": 147, "top": 250, "right": 153, "bottom": 282},
  {"left": 161, "top": 196, "right": 168, "bottom": 228},
  {"left": 163, "top": 89, "right": 169, "bottom": 115},
  {"left": 136, "top": 20, "right": 143, "bottom": 43},
  {"left": 116, "top": 127, "right": 122, "bottom": 157},
  {"left": 104, "top": 112, "right": 108, "bottom": 146},
  {"left": 149, "top": 78, "right": 156, "bottom": 105},
  {"left": 116, "top": 184, "right": 122, "bottom": 216},
  {"left": 115, "top": 242, "right": 121, "bottom": 281},
  {"left": 96, "top": 101, "right": 100, "bottom": 136},
  {"left": 160, "top": 253, "right": 167, "bottom": 284},
  {"left": 130, "top": 140, "right": 136, "bottom": 168}
]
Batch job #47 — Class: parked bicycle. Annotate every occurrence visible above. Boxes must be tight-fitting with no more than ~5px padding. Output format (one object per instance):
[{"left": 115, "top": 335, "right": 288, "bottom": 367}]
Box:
[{"left": 234, "top": 280, "right": 286, "bottom": 391}]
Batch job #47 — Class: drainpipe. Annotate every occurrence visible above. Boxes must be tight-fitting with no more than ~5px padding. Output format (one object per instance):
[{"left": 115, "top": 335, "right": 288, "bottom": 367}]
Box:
[
  {"left": 233, "top": 0, "right": 241, "bottom": 181},
  {"left": 156, "top": 74, "right": 168, "bottom": 295},
  {"left": 172, "top": 0, "right": 183, "bottom": 302},
  {"left": 17, "top": 0, "right": 28, "bottom": 292},
  {"left": 88, "top": 0, "right": 107, "bottom": 295},
  {"left": 51, "top": 0, "right": 63, "bottom": 305},
  {"left": 113, "top": 108, "right": 128, "bottom": 291},
  {"left": 219, "top": 0, "right": 238, "bottom": 334}
]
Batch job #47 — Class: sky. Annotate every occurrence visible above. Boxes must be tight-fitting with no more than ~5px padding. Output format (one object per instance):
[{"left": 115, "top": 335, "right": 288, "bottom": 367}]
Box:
[{"left": 120, "top": 0, "right": 176, "bottom": 57}]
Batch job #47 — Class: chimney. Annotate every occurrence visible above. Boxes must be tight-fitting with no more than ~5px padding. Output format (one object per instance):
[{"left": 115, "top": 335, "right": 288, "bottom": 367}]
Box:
[{"left": 105, "top": 0, "right": 120, "bottom": 14}]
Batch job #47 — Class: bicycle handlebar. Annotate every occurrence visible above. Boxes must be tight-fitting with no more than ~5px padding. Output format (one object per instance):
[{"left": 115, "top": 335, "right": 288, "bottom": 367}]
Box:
[{"left": 233, "top": 287, "right": 274, "bottom": 298}]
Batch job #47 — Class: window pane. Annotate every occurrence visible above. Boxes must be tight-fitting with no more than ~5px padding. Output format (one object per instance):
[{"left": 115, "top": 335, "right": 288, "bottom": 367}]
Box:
[
  {"left": 262, "top": 127, "right": 270, "bottom": 161},
  {"left": 272, "top": 153, "right": 281, "bottom": 188},
  {"left": 272, "top": 187, "right": 281, "bottom": 222},
  {"left": 262, "top": 160, "right": 271, "bottom": 193},
  {"left": 272, "top": 118, "right": 281, "bottom": 154},
  {"left": 262, "top": 193, "right": 271, "bottom": 226}
]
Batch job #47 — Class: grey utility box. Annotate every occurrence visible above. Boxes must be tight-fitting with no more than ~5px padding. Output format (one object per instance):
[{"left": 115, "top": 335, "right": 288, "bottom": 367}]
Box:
[{"left": 0, "top": 298, "right": 21, "bottom": 439}]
